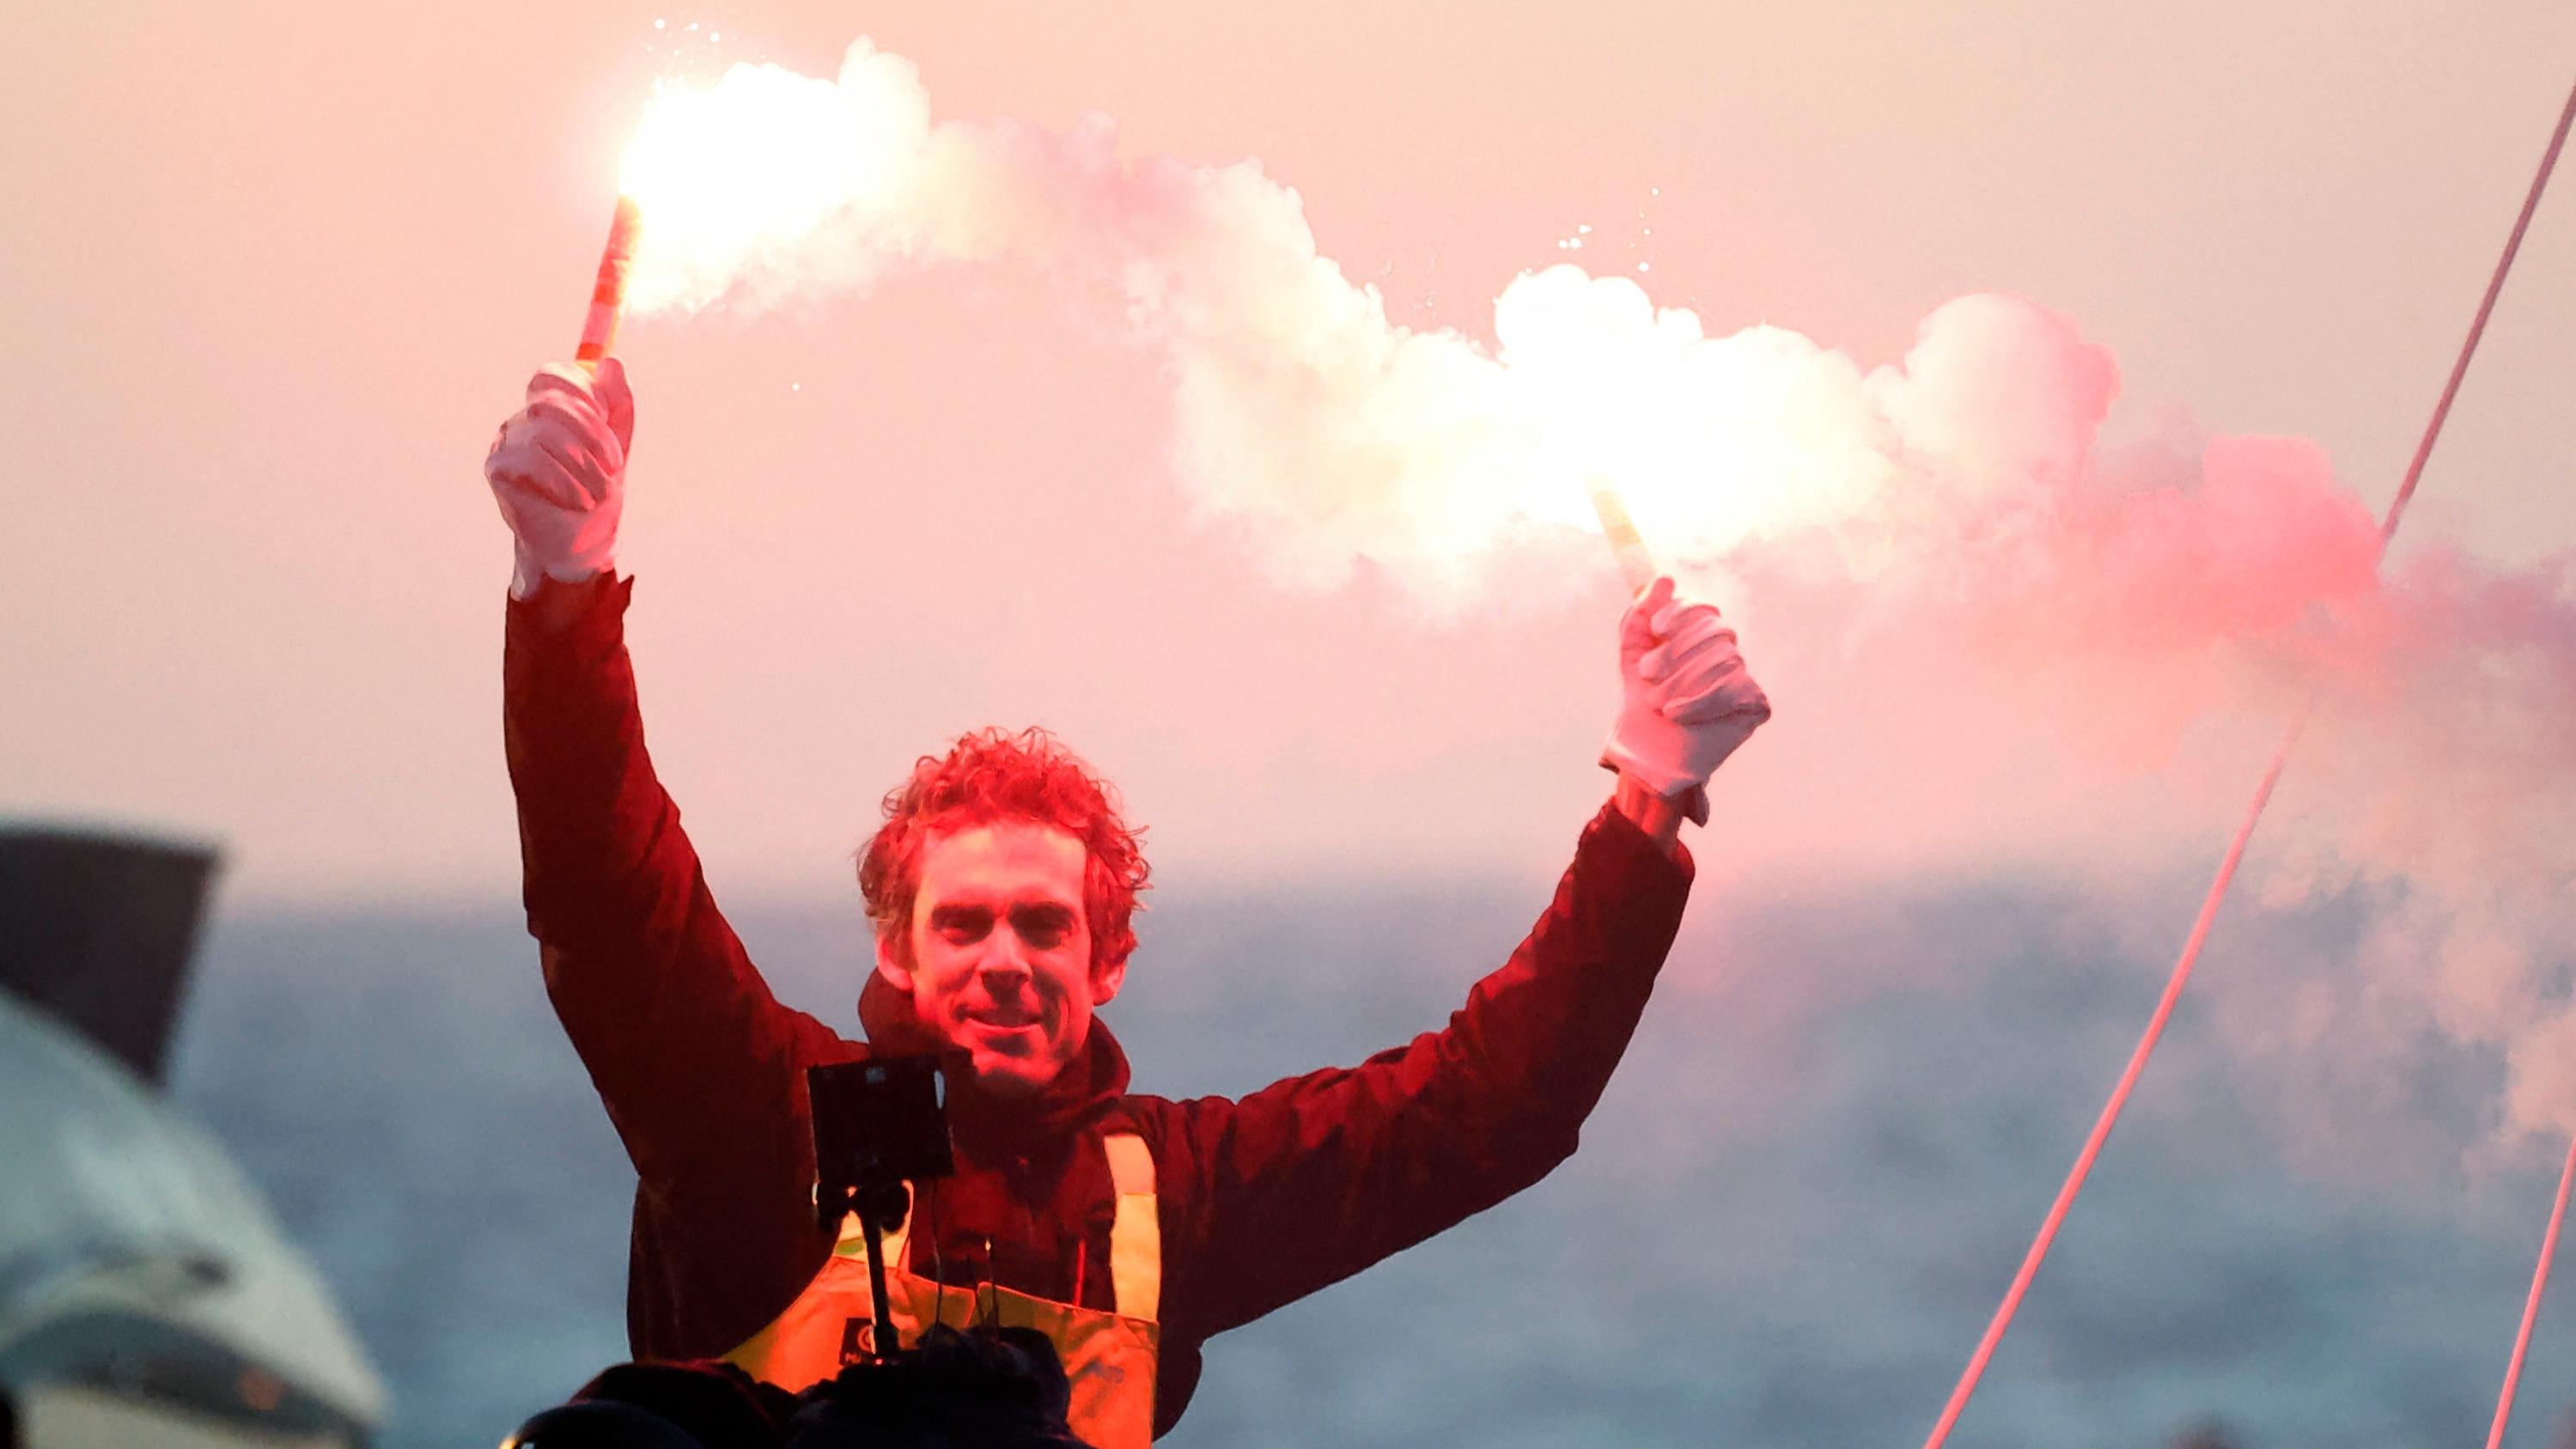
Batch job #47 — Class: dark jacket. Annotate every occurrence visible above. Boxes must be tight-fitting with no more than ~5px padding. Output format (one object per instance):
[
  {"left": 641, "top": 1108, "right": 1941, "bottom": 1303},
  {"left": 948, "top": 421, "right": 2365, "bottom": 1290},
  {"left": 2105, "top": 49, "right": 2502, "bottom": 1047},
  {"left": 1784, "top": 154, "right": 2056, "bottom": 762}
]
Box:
[{"left": 502, "top": 575, "right": 1696, "bottom": 1437}]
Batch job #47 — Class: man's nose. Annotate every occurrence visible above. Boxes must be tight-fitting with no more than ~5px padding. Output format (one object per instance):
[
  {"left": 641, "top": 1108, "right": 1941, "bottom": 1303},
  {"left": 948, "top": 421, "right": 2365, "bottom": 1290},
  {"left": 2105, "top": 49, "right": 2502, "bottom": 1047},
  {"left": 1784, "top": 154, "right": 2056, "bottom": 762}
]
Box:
[{"left": 977, "top": 930, "right": 1033, "bottom": 982}]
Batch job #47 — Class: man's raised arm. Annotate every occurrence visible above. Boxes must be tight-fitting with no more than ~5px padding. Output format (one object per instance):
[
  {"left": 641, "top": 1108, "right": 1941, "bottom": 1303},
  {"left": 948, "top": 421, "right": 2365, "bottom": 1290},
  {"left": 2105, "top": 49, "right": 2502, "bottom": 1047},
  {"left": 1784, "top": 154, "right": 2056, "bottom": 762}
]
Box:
[
  {"left": 487, "top": 360, "right": 843, "bottom": 1190},
  {"left": 1152, "top": 575, "right": 1769, "bottom": 1342}
]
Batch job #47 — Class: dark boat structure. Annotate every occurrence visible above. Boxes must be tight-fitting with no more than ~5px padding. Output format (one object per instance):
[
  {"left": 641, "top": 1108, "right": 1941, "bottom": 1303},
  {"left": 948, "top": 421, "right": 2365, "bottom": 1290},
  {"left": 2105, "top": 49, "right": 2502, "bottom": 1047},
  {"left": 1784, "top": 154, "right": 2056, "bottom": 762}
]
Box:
[{"left": 0, "top": 828, "right": 382, "bottom": 1447}]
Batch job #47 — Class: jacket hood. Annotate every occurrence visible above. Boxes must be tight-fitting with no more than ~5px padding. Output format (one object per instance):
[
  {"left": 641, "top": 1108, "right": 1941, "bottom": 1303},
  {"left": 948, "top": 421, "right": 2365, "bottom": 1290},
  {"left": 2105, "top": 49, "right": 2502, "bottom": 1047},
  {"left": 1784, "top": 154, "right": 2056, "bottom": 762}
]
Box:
[{"left": 856, "top": 969, "right": 1132, "bottom": 1154}]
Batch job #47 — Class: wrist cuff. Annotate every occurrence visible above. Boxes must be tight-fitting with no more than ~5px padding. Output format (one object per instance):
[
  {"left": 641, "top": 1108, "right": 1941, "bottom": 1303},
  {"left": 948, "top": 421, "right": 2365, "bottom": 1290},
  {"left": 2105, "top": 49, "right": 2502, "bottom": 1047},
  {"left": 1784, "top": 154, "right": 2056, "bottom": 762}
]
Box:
[
  {"left": 512, "top": 544, "right": 612, "bottom": 602},
  {"left": 1598, "top": 748, "right": 1711, "bottom": 825}
]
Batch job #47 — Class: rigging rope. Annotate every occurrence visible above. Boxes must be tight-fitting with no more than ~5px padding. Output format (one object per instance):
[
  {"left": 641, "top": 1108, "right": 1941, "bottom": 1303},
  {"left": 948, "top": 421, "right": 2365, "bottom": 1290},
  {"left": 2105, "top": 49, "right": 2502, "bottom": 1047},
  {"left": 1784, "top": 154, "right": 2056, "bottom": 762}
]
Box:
[
  {"left": 1919, "top": 70, "right": 2576, "bottom": 1449},
  {"left": 2486, "top": 1131, "right": 2576, "bottom": 1449}
]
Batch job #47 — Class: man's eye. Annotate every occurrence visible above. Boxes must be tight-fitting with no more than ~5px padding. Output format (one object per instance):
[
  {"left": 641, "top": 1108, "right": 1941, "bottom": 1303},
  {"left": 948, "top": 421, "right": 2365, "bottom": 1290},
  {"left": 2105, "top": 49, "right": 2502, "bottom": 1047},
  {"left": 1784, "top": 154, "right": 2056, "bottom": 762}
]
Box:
[
  {"left": 935, "top": 911, "right": 991, "bottom": 942},
  {"left": 1011, "top": 910, "right": 1073, "bottom": 949}
]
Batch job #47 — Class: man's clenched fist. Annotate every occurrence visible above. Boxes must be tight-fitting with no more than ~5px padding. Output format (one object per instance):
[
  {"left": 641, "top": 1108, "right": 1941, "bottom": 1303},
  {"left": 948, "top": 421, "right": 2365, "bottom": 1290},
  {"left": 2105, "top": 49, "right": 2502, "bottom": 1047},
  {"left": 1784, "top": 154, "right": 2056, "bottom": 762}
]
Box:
[
  {"left": 485, "top": 358, "right": 634, "bottom": 600},
  {"left": 1603, "top": 575, "right": 1770, "bottom": 825}
]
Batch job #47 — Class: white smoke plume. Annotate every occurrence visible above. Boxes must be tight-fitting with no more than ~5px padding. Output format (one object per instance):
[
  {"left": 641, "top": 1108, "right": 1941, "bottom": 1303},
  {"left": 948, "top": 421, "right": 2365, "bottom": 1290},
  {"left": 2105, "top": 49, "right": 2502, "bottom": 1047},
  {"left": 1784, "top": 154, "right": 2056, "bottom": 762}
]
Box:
[{"left": 618, "top": 40, "right": 2576, "bottom": 1154}]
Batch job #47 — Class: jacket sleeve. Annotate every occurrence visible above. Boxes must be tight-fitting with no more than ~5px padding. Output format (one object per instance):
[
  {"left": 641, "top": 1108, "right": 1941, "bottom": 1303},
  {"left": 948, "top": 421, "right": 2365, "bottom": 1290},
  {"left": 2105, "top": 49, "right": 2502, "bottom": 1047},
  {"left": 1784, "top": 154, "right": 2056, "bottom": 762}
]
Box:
[
  {"left": 502, "top": 576, "right": 848, "bottom": 1193},
  {"left": 1154, "top": 802, "right": 1694, "bottom": 1342}
]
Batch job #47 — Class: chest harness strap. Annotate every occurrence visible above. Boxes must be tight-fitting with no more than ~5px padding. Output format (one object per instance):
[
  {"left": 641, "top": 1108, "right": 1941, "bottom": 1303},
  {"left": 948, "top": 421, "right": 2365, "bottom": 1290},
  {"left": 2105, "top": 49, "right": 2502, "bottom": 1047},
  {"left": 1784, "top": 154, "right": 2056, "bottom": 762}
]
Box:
[{"left": 726, "top": 1132, "right": 1164, "bottom": 1448}]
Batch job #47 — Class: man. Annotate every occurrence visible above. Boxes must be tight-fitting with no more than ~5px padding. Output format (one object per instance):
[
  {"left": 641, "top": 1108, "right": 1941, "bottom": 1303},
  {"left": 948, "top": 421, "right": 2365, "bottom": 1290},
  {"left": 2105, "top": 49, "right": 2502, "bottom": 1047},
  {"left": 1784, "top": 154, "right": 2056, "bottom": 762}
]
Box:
[{"left": 486, "top": 357, "right": 1768, "bottom": 1447}]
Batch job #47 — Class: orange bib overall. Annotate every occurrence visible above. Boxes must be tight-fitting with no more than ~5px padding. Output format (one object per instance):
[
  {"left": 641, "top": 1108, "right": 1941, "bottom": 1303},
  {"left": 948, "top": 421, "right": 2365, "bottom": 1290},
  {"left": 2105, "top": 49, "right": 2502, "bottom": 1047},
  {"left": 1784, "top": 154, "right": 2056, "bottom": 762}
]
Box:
[{"left": 724, "top": 1134, "right": 1162, "bottom": 1448}]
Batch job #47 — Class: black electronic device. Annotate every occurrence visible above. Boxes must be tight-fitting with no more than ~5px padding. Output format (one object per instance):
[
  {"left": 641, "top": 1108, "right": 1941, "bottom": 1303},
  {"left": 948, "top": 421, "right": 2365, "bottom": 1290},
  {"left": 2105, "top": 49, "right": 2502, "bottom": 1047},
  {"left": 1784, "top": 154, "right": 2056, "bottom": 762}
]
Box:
[{"left": 807, "top": 1056, "right": 955, "bottom": 1361}]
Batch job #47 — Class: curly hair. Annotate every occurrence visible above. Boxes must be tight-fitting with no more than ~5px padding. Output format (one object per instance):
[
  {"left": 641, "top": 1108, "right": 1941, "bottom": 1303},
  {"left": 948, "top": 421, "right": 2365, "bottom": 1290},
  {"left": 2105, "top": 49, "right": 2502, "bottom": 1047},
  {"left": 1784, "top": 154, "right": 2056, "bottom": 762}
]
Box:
[{"left": 858, "top": 727, "right": 1150, "bottom": 976}]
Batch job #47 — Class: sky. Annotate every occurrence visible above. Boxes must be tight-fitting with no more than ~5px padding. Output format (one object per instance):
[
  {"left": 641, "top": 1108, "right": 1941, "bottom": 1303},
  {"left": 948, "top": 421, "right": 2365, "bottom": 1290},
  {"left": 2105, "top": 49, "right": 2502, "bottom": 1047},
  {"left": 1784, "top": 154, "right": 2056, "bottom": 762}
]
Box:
[
  {"left": 11, "top": 3, "right": 2576, "bottom": 1441},
  {"left": 11, "top": 0, "right": 2576, "bottom": 1154},
  {"left": 4, "top": 0, "right": 2571, "bottom": 904}
]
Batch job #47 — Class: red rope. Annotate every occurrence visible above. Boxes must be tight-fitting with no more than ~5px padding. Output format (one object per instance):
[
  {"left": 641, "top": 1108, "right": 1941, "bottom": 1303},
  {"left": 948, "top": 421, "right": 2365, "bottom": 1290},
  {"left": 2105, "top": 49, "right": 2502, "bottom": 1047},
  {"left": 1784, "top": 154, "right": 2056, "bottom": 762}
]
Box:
[
  {"left": 1917, "top": 710, "right": 2303, "bottom": 1449},
  {"left": 1920, "top": 70, "right": 2576, "bottom": 1449},
  {"left": 2486, "top": 1130, "right": 2576, "bottom": 1449},
  {"left": 2380, "top": 76, "right": 2576, "bottom": 552}
]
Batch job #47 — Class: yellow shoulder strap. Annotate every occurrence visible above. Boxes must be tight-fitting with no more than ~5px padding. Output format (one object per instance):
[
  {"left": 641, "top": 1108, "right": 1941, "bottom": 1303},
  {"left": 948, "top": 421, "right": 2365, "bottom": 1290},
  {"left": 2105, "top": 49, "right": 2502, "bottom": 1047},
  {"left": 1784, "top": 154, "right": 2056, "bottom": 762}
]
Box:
[{"left": 1102, "top": 1133, "right": 1160, "bottom": 1323}]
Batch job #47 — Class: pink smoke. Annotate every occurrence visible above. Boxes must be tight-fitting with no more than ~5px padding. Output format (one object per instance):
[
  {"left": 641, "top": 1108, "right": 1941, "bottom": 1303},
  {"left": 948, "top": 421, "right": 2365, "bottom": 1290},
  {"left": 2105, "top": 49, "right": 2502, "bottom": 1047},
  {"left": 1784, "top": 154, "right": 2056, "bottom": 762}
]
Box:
[{"left": 618, "top": 37, "right": 2576, "bottom": 1152}]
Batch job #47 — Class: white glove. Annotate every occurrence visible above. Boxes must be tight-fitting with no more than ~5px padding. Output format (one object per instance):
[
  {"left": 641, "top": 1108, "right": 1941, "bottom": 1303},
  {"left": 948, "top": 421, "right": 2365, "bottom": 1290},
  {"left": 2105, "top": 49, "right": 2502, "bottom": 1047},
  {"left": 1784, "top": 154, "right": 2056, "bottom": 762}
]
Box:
[
  {"left": 484, "top": 358, "right": 633, "bottom": 600},
  {"left": 1602, "top": 575, "right": 1771, "bottom": 825}
]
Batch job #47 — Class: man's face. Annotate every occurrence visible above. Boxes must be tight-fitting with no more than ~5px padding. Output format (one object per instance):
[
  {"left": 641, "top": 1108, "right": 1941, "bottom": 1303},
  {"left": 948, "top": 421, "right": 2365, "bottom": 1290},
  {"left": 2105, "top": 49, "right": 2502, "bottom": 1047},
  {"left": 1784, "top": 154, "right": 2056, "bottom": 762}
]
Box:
[{"left": 874, "top": 820, "right": 1122, "bottom": 1097}]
